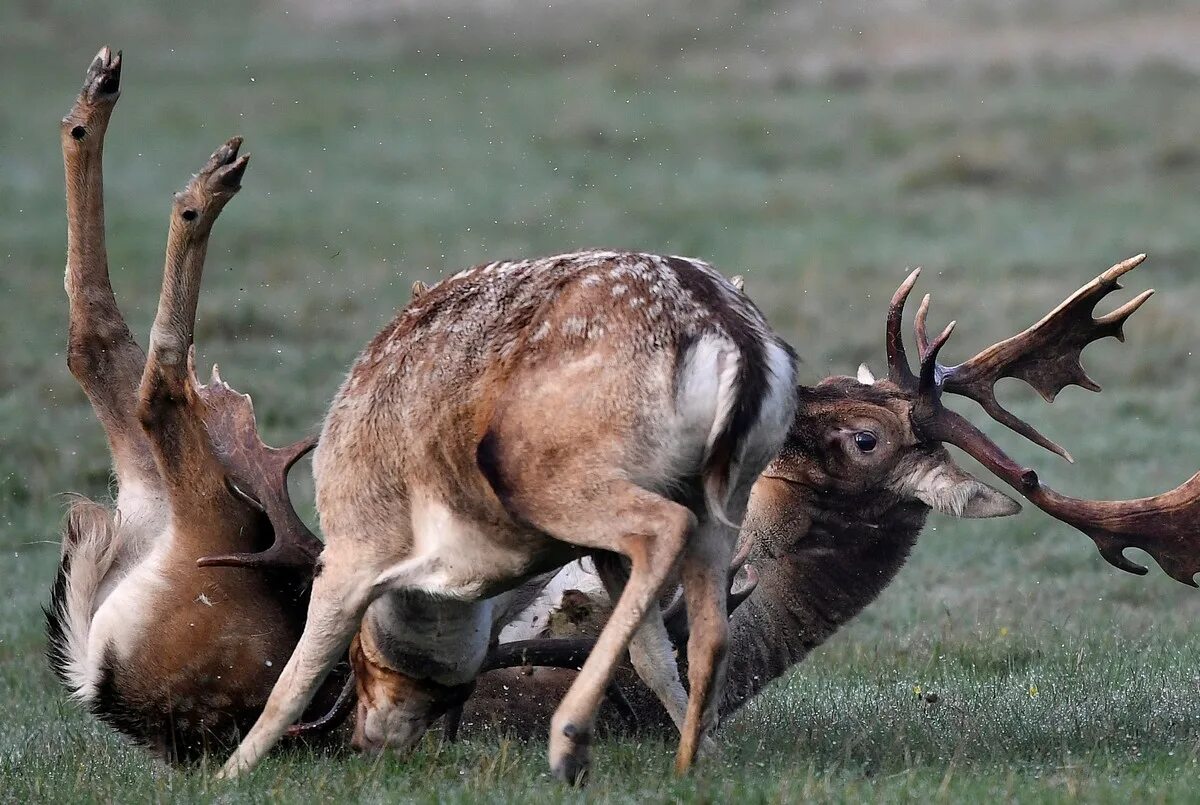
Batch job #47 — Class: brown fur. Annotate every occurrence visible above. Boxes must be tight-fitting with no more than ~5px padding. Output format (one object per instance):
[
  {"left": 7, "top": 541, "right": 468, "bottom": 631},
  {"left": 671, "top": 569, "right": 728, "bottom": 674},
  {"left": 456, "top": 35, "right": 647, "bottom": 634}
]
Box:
[
  {"left": 462, "top": 376, "right": 1017, "bottom": 736},
  {"left": 222, "top": 250, "right": 797, "bottom": 781},
  {"left": 46, "top": 49, "right": 343, "bottom": 762}
]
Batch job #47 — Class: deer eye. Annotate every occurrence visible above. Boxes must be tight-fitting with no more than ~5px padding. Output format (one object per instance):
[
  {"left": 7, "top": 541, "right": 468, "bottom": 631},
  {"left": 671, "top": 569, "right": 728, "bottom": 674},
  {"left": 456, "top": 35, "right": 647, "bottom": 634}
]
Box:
[{"left": 853, "top": 431, "right": 878, "bottom": 453}]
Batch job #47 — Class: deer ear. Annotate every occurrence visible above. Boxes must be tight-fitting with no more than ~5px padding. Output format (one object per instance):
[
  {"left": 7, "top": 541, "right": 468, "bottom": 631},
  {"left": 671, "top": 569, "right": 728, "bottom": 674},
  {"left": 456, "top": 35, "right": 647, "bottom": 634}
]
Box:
[
  {"left": 910, "top": 458, "right": 1022, "bottom": 519},
  {"left": 856, "top": 364, "right": 876, "bottom": 385}
]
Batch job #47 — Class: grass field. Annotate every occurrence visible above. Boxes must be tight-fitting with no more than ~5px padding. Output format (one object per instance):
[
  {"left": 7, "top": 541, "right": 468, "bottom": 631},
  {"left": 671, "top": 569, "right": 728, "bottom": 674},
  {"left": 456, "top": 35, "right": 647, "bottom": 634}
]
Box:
[{"left": 3, "top": 1, "right": 1200, "bottom": 801}]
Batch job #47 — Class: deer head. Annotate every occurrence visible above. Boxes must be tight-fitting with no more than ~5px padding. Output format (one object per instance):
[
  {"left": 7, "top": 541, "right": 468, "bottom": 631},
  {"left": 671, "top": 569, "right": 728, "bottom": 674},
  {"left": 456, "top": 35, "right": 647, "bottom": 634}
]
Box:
[
  {"left": 736, "top": 253, "right": 1200, "bottom": 586},
  {"left": 765, "top": 376, "right": 1021, "bottom": 520},
  {"left": 461, "top": 254, "right": 1200, "bottom": 741}
]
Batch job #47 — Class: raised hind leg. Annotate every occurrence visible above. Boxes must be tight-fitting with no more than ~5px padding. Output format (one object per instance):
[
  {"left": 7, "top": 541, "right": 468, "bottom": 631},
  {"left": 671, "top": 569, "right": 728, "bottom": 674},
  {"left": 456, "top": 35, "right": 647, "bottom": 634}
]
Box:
[{"left": 60, "top": 47, "right": 157, "bottom": 489}]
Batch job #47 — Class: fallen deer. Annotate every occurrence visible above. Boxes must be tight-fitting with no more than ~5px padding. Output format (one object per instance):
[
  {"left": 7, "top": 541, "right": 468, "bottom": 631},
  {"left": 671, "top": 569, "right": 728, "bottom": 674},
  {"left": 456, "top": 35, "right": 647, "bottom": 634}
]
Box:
[
  {"left": 44, "top": 48, "right": 346, "bottom": 762},
  {"left": 451, "top": 255, "right": 1200, "bottom": 736}
]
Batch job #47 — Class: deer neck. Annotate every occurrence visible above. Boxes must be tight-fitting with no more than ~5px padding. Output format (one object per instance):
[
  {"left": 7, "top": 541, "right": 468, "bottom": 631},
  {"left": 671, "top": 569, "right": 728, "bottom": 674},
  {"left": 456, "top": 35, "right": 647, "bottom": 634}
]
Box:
[{"left": 720, "top": 476, "right": 928, "bottom": 717}]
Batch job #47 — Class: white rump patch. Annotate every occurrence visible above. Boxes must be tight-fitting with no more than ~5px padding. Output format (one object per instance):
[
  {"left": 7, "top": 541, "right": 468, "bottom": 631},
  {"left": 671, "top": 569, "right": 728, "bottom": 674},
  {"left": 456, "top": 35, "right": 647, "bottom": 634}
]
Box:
[{"left": 675, "top": 333, "right": 739, "bottom": 465}]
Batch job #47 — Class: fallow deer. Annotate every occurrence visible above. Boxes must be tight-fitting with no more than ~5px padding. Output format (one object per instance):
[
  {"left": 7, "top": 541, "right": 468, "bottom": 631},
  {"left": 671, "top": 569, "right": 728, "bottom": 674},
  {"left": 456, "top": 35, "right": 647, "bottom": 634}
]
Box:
[
  {"left": 450, "top": 255, "right": 1200, "bottom": 736},
  {"left": 44, "top": 47, "right": 346, "bottom": 761},
  {"left": 214, "top": 244, "right": 798, "bottom": 781}
]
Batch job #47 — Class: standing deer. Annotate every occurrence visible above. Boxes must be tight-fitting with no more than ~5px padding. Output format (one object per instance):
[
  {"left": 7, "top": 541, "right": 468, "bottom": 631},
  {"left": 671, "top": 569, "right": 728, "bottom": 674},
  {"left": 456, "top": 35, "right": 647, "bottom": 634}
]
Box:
[
  {"left": 446, "top": 256, "right": 1200, "bottom": 736},
  {"left": 214, "top": 241, "right": 799, "bottom": 780},
  {"left": 45, "top": 47, "right": 346, "bottom": 761}
]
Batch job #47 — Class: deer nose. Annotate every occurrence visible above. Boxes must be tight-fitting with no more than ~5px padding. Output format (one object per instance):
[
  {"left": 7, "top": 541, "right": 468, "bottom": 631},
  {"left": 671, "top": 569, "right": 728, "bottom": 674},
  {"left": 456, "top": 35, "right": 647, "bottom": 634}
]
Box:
[
  {"left": 351, "top": 701, "right": 434, "bottom": 754},
  {"left": 350, "top": 702, "right": 383, "bottom": 754}
]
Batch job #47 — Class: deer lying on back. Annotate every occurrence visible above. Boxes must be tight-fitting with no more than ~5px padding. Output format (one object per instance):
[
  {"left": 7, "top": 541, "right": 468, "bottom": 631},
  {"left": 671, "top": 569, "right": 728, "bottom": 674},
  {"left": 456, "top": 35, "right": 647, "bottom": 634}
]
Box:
[
  {"left": 45, "top": 48, "right": 348, "bottom": 761},
  {"left": 448, "top": 257, "right": 1200, "bottom": 736}
]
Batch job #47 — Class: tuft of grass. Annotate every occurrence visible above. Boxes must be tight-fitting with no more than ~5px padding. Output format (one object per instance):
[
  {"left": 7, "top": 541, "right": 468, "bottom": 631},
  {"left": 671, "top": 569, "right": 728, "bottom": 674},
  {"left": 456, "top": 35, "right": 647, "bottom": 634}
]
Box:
[{"left": 3, "top": 1, "right": 1200, "bottom": 801}]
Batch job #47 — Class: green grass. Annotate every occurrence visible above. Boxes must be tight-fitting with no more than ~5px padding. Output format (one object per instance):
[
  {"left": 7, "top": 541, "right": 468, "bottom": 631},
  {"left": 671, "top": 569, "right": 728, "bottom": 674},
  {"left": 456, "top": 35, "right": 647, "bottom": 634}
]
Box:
[{"left": 3, "top": 1, "right": 1200, "bottom": 801}]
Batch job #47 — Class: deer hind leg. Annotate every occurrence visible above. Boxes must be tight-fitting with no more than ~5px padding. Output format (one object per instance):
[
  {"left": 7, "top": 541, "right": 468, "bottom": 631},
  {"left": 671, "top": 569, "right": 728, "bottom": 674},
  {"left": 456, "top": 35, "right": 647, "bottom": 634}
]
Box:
[
  {"left": 483, "top": 461, "right": 693, "bottom": 784},
  {"left": 60, "top": 47, "right": 155, "bottom": 488},
  {"left": 593, "top": 554, "right": 690, "bottom": 733},
  {"left": 673, "top": 516, "right": 736, "bottom": 773},
  {"left": 545, "top": 487, "right": 691, "bottom": 785},
  {"left": 136, "top": 137, "right": 248, "bottom": 507}
]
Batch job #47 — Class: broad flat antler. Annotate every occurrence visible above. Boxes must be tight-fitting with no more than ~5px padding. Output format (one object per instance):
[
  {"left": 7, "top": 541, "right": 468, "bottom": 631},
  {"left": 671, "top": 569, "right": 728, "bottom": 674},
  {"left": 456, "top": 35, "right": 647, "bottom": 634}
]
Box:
[
  {"left": 887, "top": 256, "right": 1200, "bottom": 585},
  {"left": 195, "top": 361, "right": 323, "bottom": 571},
  {"left": 889, "top": 255, "right": 1153, "bottom": 462}
]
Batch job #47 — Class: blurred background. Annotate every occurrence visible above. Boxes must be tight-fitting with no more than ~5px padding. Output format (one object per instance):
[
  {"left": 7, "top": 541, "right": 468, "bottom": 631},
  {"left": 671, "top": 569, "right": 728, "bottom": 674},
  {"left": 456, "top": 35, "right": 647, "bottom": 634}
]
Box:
[{"left": 2, "top": 1, "right": 1200, "bottom": 799}]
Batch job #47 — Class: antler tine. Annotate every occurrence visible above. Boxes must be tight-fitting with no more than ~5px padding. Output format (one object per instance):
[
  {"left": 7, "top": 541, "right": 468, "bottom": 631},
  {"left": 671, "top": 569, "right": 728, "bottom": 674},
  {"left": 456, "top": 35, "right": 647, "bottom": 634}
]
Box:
[
  {"left": 287, "top": 674, "right": 358, "bottom": 737},
  {"left": 923, "top": 406, "right": 1200, "bottom": 586},
  {"left": 193, "top": 367, "right": 324, "bottom": 572},
  {"left": 917, "top": 319, "right": 956, "bottom": 396},
  {"left": 935, "top": 254, "right": 1151, "bottom": 461},
  {"left": 886, "top": 268, "right": 922, "bottom": 387},
  {"left": 483, "top": 637, "right": 597, "bottom": 672},
  {"left": 914, "top": 293, "right": 932, "bottom": 356}
]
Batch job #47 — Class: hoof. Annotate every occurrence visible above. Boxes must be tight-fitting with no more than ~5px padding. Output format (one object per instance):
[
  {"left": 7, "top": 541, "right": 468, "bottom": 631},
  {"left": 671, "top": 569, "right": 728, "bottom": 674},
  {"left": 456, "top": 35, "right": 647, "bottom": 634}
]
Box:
[{"left": 549, "top": 722, "right": 591, "bottom": 786}]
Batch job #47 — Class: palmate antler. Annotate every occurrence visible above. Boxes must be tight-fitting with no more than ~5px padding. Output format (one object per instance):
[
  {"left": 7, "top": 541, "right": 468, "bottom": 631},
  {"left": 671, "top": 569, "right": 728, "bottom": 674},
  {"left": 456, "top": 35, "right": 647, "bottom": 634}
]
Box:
[
  {"left": 195, "top": 363, "right": 323, "bottom": 572},
  {"left": 887, "top": 255, "right": 1200, "bottom": 585}
]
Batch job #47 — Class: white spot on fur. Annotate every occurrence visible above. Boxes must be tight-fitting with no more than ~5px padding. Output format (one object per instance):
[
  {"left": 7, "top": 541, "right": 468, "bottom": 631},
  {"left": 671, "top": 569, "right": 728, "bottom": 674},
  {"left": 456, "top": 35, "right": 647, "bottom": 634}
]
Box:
[
  {"left": 562, "top": 316, "right": 588, "bottom": 336},
  {"left": 611, "top": 284, "right": 628, "bottom": 297},
  {"left": 498, "top": 559, "right": 605, "bottom": 642},
  {"left": 531, "top": 321, "right": 551, "bottom": 342},
  {"left": 195, "top": 593, "right": 214, "bottom": 607}
]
